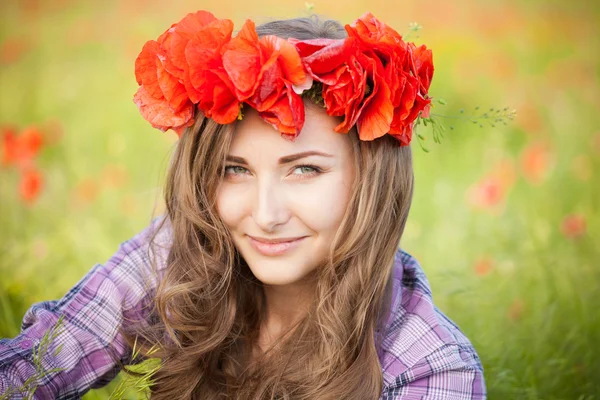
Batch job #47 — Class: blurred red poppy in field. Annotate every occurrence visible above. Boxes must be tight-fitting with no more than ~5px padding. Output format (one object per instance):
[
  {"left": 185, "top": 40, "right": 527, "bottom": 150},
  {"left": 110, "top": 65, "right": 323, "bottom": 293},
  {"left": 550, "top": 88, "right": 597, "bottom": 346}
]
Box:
[
  {"left": 101, "top": 164, "right": 129, "bottom": 189},
  {"left": 507, "top": 298, "right": 525, "bottom": 322},
  {"left": 515, "top": 103, "right": 543, "bottom": 135},
  {"left": 467, "top": 158, "right": 515, "bottom": 213},
  {"left": 72, "top": 178, "right": 99, "bottom": 206},
  {"left": 473, "top": 257, "right": 494, "bottom": 276},
  {"left": 20, "top": 0, "right": 40, "bottom": 15},
  {"left": 560, "top": 214, "right": 586, "bottom": 239},
  {"left": 1, "top": 126, "right": 44, "bottom": 169},
  {"left": 19, "top": 168, "right": 43, "bottom": 204},
  {"left": 0, "top": 37, "right": 32, "bottom": 65},
  {"left": 1, "top": 125, "right": 49, "bottom": 205},
  {"left": 520, "top": 141, "right": 554, "bottom": 185},
  {"left": 468, "top": 176, "right": 504, "bottom": 208}
]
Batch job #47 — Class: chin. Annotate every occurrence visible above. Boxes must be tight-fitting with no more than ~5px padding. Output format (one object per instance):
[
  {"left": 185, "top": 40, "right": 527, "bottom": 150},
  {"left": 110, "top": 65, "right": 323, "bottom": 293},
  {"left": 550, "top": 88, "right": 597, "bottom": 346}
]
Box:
[{"left": 245, "top": 259, "right": 310, "bottom": 286}]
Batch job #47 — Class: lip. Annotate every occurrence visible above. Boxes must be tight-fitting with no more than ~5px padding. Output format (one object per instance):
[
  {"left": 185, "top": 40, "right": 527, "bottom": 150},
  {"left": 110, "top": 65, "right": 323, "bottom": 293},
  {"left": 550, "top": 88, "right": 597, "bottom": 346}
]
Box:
[{"left": 247, "top": 235, "right": 307, "bottom": 256}]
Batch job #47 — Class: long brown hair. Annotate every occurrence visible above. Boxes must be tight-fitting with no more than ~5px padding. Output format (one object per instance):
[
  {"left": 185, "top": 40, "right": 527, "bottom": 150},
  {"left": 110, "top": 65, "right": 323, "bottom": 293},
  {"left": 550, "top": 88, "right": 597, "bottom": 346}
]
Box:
[{"left": 126, "top": 15, "right": 415, "bottom": 400}]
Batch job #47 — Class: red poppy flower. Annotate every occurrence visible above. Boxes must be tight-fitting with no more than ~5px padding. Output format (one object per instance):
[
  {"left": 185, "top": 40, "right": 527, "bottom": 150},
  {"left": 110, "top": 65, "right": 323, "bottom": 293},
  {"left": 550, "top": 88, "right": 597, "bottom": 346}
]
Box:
[
  {"left": 134, "top": 11, "right": 237, "bottom": 133},
  {"left": 294, "top": 13, "right": 434, "bottom": 144},
  {"left": 0, "top": 37, "right": 32, "bottom": 65},
  {"left": 520, "top": 141, "right": 553, "bottom": 185},
  {"left": 2, "top": 126, "right": 44, "bottom": 169},
  {"left": 297, "top": 37, "right": 395, "bottom": 141},
  {"left": 473, "top": 257, "right": 494, "bottom": 276},
  {"left": 294, "top": 37, "right": 377, "bottom": 136},
  {"left": 222, "top": 20, "right": 310, "bottom": 136},
  {"left": 561, "top": 214, "right": 586, "bottom": 239},
  {"left": 19, "top": 167, "right": 43, "bottom": 204},
  {"left": 346, "top": 13, "right": 433, "bottom": 145},
  {"left": 167, "top": 12, "right": 240, "bottom": 123}
]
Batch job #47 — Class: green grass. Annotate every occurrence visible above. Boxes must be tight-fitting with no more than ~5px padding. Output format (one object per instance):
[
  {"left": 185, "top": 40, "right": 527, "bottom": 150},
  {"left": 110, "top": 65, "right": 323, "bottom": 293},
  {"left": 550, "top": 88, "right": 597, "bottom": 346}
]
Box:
[{"left": 1, "top": 0, "right": 599, "bottom": 398}]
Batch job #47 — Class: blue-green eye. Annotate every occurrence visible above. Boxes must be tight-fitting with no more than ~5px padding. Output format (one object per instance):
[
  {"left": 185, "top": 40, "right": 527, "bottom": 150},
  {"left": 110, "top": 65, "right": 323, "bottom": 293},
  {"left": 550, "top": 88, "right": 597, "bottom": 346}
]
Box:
[
  {"left": 224, "top": 166, "right": 248, "bottom": 175},
  {"left": 292, "top": 165, "right": 320, "bottom": 175},
  {"left": 294, "top": 165, "right": 315, "bottom": 175}
]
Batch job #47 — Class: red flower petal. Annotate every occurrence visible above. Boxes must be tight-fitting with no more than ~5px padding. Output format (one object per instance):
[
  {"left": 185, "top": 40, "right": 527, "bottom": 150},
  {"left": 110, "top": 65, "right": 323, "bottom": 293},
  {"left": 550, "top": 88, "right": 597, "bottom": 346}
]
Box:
[
  {"left": 209, "top": 83, "right": 241, "bottom": 124},
  {"left": 260, "top": 36, "right": 307, "bottom": 86},
  {"left": 134, "top": 40, "right": 163, "bottom": 98},
  {"left": 172, "top": 10, "right": 219, "bottom": 38},
  {"left": 185, "top": 39, "right": 227, "bottom": 100},
  {"left": 222, "top": 19, "right": 262, "bottom": 100},
  {"left": 133, "top": 85, "right": 194, "bottom": 134},
  {"left": 346, "top": 12, "right": 403, "bottom": 47},
  {"left": 389, "top": 122, "right": 413, "bottom": 146},
  {"left": 247, "top": 52, "right": 282, "bottom": 111},
  {"left": 390, "top": 74, "right": 417, "bottom": 125},
  {"left": 160, "top": 11, "right": 229, "bottom": 78},
  {"left": 296, "top": 38, "right": 356, "bottom": 76},
  {"left": 328, "top": 58, "right": 367, "bottom": 128},
  {"left": 191, "top": 69, "right": 239, "bottom": 122},
  {"left": 356, "top": 71, "right": 393, "bottom": 140},
  {"left": 156, "top": 58, "right": 190, "bottom": 112},
  {"left": 412, "top": 44, "right": 434, "bottom": 92},
  {"left": 258, "top": 82, "right": 305, "bottom": 137},
  {"left": 135, "top": 37, "right": 189, "bottom": 112}
]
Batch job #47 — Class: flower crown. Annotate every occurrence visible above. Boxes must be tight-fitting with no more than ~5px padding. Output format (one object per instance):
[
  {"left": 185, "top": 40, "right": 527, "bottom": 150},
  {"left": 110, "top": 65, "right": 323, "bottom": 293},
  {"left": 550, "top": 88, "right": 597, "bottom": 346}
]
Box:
[{"left": 133, "top": 11, "right": 434, "bottom": 146}]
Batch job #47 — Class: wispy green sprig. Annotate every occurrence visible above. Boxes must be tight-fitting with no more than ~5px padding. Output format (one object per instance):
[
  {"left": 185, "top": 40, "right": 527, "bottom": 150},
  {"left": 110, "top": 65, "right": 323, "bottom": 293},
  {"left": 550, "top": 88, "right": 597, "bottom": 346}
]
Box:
[
  {"left": 0, "top": 315, "right": 67, "bottom": 400},
  {"left": 414, "top": 100, "right": 517, "bottom": 152},
  {"left": 432, "top": 105, "right": 517, "bottom": 128},
  {"left": 404, "top": 22, "right": 422, "bottom": 41},
  {"left": 108, "top": 336, "right": 162, "bottom": 400},
  {"left": 414, "top": 115, "right": 446, "bottom": 153}
]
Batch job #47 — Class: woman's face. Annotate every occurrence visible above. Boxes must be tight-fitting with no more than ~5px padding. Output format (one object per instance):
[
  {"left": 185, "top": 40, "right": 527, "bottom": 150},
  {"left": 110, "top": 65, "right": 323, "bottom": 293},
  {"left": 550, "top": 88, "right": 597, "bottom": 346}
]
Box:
[{"left": 216, "top": 104, "right": 356, "bottom": 287}]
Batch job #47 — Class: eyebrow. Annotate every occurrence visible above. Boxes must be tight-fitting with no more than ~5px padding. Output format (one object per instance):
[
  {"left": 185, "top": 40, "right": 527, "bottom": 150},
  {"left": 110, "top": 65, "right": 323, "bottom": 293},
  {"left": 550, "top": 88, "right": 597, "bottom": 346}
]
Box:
[{"left": 225, "top": 151, "right": 334, "bottom": 165}]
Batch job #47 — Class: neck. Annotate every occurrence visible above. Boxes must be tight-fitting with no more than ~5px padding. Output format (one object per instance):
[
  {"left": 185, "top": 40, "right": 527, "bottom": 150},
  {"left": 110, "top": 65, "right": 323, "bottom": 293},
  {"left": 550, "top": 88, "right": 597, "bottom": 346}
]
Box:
[{"left": 256, "top": 277, "right": 315, "bottom": 353}]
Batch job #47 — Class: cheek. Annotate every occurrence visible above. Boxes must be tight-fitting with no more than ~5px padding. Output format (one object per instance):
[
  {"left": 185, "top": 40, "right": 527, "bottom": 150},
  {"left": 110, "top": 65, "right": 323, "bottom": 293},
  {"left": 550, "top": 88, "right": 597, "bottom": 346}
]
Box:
[
  {"left": 294, "top": 174, "right": 354, "bottom": 233},
  {"left": 216, "top": 185, "right": 247, "bottom": 229}
]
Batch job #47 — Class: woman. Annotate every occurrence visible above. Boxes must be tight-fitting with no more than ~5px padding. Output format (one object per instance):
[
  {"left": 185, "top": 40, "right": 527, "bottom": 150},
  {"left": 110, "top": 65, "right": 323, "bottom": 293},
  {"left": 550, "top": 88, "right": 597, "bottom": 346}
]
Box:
[{"left": 0, "top": 10, "right": 485, "bottom": 399}]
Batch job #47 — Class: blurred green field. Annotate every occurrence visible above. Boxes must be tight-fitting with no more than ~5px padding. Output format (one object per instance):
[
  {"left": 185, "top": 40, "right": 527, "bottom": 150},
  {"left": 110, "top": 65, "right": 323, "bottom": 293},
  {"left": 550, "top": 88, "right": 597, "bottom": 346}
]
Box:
[{"left": 1, "top": 0, "right": 599, "bottom": 398}]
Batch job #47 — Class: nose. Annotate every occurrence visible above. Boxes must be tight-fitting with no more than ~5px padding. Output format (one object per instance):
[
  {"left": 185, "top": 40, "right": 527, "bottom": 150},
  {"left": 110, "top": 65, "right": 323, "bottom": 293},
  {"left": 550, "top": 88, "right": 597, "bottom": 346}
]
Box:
[{"left": 251, "top": 177, "right": 291, "bottom": 233}]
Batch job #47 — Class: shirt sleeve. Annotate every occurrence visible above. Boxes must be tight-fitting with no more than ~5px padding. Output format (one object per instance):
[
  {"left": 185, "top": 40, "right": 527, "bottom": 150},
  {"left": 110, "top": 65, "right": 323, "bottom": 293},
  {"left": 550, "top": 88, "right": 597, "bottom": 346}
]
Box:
[
  {"left": 379, "top": 343, "right": 486, "bottom": 399},
  {"left": 0, "top": 215, "right": 171, "bottom": 399}
]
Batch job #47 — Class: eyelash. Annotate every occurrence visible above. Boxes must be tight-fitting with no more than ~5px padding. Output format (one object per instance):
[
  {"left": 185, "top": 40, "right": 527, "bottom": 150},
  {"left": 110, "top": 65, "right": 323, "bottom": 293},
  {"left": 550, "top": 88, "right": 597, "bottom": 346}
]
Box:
[{"left": 223, "top": 164, "right": 323, "bottom": 179}]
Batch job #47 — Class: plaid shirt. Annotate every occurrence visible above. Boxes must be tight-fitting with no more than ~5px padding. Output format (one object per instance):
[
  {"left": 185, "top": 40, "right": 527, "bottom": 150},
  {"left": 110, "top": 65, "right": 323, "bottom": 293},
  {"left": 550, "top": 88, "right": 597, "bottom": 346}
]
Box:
[{"left": 0, "top": 216, "right": 486, "bottom": 399}]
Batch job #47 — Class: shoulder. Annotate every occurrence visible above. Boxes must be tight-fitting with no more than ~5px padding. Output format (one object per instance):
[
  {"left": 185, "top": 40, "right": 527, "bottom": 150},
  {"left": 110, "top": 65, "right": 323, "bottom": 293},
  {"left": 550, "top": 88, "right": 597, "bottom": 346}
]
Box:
[
  {"left": 92, "top": 214, "right": 173, "bottom": 306},
  {"left": 378, "top": 249, "right": 486, "bottom": 399}
]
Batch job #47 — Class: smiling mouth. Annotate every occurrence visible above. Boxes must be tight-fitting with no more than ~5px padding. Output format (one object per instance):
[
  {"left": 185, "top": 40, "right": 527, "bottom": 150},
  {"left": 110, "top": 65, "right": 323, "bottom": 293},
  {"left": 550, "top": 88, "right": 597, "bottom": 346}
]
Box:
[
  {"left": 247, "top": 235, "right": 307, "bottom": 244},
  {"left": 247, "top": 236, "right": 307, "bottom": 256}
]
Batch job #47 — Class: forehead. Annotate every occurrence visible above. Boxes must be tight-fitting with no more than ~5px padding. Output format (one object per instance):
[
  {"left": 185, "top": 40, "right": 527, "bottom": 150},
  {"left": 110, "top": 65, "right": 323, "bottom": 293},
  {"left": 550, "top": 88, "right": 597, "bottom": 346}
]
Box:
[{"left": 230, "top": 105, "right": 352, "bottom": 157}]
